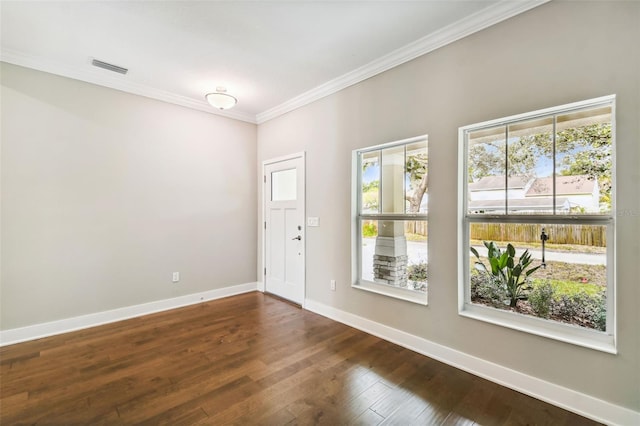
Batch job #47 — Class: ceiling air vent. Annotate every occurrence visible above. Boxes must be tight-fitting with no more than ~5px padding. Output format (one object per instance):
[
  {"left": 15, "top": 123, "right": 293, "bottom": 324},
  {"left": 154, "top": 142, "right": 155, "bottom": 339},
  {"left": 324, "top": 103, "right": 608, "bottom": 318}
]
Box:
[{"left": 91, "top": 59, "right": 128, "bottom": 75}]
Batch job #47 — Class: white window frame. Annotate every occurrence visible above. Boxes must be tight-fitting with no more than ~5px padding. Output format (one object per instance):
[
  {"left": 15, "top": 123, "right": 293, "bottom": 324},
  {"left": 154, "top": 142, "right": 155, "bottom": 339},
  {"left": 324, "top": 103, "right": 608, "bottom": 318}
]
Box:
[
  {"left": 352, "top": 135, "right": 428, "bottom": 305},
  {"left": 457, "top": 95, "right": 616, "bottom": 353}
]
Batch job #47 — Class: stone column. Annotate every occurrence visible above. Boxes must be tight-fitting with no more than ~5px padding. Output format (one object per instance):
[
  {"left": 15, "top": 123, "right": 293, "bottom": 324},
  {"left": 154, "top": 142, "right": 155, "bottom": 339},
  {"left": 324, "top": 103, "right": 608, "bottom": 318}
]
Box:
[{"left": 373, "top": 146, "right": 408, "bottom": 287}]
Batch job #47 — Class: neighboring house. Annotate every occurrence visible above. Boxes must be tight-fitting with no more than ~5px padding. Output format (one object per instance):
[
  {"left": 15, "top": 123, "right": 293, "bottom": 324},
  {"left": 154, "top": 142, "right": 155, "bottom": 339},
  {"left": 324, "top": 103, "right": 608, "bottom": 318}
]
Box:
[
  {"left": 525, "top": 175, "right": 600, "bottom": 213},
  {"left": 468, "top": 175, "right": 599, "bottom": 213},
  {"left": 468, "top": 175, "right": 530, "bottom": 201}
]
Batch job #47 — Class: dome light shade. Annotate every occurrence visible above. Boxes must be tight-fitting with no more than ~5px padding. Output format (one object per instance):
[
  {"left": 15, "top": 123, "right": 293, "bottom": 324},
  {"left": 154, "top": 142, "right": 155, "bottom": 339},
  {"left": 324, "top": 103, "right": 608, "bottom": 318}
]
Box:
[{"left": 205, "top": 87, "right": 237, "bottom": 110}]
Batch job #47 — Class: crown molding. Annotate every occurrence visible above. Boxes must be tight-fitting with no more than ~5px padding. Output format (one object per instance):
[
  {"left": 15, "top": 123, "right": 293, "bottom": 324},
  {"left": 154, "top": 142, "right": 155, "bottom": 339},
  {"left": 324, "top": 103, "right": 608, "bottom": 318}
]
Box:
[
  {"left": 0, "top": 49, "right": 257, "bottom": 124},
  {"left": 1, "top": 0, "right": 548, "bottom": 126},
  {"left": 256, "top": 0, "right": 550, "bottom": 124}
]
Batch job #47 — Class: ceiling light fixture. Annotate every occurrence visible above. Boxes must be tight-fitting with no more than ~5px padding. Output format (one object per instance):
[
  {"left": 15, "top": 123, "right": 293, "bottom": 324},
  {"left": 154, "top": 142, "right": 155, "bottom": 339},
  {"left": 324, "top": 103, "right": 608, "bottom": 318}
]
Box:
[{"left": 205, "top": 87, "right": 237, "bottom": 110}]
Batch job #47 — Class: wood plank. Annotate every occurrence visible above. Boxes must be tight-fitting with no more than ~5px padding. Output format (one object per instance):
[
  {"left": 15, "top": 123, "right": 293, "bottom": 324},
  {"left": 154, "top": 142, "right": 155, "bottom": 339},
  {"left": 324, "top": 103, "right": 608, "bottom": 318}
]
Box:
[
  {"left": 0, "top": 292, "right": 602, "bottom": 425},
  {"left": 351, "top": 408, "right": 385, "bottom": 426}
]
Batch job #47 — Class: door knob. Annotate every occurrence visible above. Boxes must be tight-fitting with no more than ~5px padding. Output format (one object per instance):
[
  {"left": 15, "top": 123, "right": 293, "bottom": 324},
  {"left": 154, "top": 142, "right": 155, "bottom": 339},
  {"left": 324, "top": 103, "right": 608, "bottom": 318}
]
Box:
[{"left": 292, "top": 235, "right": 302, "bottom": 241}]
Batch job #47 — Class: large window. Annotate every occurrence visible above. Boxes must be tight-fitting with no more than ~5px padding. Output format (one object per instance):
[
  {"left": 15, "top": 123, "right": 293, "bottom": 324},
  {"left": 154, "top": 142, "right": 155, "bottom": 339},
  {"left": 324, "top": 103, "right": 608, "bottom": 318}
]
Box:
[
  {"left": 459, "top": 96, "right": 616, "bottom": 352},
  {"left": 353, "top": 135, "right": 428, "bottom": 304}
]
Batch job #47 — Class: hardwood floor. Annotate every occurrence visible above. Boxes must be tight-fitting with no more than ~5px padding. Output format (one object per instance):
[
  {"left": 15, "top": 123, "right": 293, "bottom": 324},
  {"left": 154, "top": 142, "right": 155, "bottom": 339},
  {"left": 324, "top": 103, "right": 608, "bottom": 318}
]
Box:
[{"left": 1, "top": 292, "right": 599, "bottom": 425}]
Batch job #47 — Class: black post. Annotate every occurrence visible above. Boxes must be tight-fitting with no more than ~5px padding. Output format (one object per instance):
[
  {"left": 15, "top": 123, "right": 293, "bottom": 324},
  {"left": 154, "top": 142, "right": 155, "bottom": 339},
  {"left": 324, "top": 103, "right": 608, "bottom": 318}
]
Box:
[{"left": 540, "top": 228, "right": 549, "bottom": 269}]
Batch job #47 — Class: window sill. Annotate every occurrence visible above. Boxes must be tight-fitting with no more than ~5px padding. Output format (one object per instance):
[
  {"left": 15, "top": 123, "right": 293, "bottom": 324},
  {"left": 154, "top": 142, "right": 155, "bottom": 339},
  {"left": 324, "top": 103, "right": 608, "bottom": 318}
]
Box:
[
  {"left": 459, "top": 302, "right": 616, "bottom": 354},
  {"left": 353, "top": 280, "right": 428, "bottom": 305}
]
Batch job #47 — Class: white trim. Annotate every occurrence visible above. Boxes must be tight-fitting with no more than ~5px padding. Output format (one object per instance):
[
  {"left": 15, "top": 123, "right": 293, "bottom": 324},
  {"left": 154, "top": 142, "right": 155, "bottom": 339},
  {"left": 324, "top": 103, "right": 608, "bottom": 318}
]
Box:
[
  {"left": 262, "top": 151, "right": 307, "bottom": 167},
  {"left": 352, "top": 281, "right": 427, "bottom": 306},
  {"left": 356, "top": 134, "right": 429, "bottom": 154},
  {"left": 256, "top": 0, "right": 549, "bottom": 123},
  {"left": 304, "top": 299, "right": 639, "bottom": 426},
  {"left": 0, "top": 50, "right": 257, "bottom": 124},
  {"left": 458, "top": 94, "right": 616, "bottom": 133},
  {"left": 0, "top": 282, "right": 259, "bottom": 347},
  {"left": 460, "top": 304, "right": 616, "bottom": 354}
]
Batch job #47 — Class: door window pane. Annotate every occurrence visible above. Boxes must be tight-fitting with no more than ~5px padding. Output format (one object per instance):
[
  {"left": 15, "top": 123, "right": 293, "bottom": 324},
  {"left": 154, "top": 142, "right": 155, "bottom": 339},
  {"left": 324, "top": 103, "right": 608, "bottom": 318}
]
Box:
[{"left": 272, "top": 168, "right": 297, "bottom": 201}]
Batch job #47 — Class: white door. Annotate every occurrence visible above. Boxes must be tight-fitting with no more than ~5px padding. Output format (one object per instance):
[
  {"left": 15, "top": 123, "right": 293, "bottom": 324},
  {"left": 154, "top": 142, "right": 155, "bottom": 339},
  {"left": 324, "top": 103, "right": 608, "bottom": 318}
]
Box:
[{"left": 264, "top": 154, "right": 305, "bottom": 305}]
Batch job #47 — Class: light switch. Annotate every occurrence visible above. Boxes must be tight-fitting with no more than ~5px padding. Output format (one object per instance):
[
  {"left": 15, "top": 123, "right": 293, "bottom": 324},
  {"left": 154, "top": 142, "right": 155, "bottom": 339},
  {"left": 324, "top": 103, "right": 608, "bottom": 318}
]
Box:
[{"left": 307, "top": 217, "right": 319, "bottom": 227}]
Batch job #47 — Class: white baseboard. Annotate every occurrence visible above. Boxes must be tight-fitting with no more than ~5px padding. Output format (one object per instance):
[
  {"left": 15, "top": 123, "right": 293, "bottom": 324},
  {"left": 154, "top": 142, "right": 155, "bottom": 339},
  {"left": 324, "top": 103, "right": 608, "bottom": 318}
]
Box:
[
  {"left": 0, "top": 282, "right": 259, "bottom": 347},
  {"left": 304, "top": 299, "right": 639, "bottom": 426}
]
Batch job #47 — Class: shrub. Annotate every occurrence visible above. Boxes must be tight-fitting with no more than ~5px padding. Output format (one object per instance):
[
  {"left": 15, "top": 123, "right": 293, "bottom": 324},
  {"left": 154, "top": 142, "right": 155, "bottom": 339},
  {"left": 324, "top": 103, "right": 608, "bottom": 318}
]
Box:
[
  {"left": 471, "top": 241, "right": 541, "bottom": 307},
  {"left": 529, "top": 281, "right": 555, "bottom": 318},
  {"left": 552, "top": 290, "right": 606, "bottom": 331},
  {"left": 407, "top": 262, "right": 427, "bottom": 282},
  {"left": 470, "top": 273, "right": 509, "bottom": 308},
  {"left": 594, "top": 299, "right": 607, "bottom": 331},
  {"left": 555, "top": 293, "right": 585, "bottom": 319},
  {"left": 362, "top": 221, "right": 377, "bottom": 237}
]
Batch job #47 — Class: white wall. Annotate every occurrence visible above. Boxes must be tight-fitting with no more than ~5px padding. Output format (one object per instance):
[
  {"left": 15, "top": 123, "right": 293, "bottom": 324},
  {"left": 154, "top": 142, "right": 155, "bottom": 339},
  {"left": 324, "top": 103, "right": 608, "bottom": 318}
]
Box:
[
  {"left": 257, "top": 1, "right": 639, "bottom": 412},
  {"left": 1, "top": 63, "right": 257, "bottom": 329}
]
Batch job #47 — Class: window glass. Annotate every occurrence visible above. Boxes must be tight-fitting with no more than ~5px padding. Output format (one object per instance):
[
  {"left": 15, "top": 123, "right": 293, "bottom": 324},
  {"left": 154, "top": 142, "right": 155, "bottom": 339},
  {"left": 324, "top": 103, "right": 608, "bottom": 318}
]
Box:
[
  {"left": 405, "top": 141, "right": 428, "bottom": 214},
  {"left": 507, "top": 117, "right": 553, "bottom": 214},
  {"left": 354, "top": 136, "right": 428, "bottom": 302},
  {"left": 361, "top": 151, "right": 380, "bottom": 213},
  {"left": 380, "top": 145, "right": 405, "bottom": 214},
  {"left": 469, "top": 222, "right": 607, "bottom": 331},
  {"left": 361, "top": 219, "right": 428, "bottom": 293},
  {"left": 271, "top": 168, "right": 297, "bottom": 201},
  {"left": 467, "top": 126, "right": 507, "bottom": 214},
  {"left": 555, "top": 106, "right": 612, "bottom": 214}
]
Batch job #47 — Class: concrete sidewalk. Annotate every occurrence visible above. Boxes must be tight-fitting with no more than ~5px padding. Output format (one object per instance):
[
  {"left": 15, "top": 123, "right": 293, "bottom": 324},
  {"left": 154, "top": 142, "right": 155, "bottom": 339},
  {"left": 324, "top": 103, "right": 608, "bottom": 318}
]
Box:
[
  {"left": 470, "top": 245, "right": 606, "bottom": 265},
  {"left": 360, "top": 238, "right": 605, "bottom": 283}
]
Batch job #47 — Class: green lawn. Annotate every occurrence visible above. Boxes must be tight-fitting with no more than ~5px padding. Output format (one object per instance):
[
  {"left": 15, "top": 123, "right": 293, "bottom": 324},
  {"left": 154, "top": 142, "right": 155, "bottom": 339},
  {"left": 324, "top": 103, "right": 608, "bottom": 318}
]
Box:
[
  {"left": 531, "top": 278, "right": 603, "bottom": 298},
  {"left": 470, "top": 257, "right": 606, "bottom": 288}
]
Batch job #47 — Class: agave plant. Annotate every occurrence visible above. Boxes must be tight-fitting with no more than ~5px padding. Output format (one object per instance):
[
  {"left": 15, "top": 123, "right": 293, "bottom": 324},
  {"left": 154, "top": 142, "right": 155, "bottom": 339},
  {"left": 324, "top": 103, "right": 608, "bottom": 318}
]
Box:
[{"left": 470, "top": 241, "right": 541, "bottom": 308}]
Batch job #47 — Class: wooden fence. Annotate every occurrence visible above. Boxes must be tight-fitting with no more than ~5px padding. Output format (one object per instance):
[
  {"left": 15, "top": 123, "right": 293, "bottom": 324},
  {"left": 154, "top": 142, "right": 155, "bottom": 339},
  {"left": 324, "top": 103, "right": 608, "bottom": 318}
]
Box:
[
  {"left": 405, "top": 221, "right": 428, "bottom": 238},
  {"left": 378, "top": 221, "right": 604, "bottom": 247},
  {"left": 470, "top": 223, "right": 606, "bottom": 247}
]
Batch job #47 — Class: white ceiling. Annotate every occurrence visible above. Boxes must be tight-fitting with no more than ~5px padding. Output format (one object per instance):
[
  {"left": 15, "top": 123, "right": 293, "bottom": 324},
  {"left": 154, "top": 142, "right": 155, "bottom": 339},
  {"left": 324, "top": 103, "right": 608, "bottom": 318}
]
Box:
[{"left": 1, "top": 1, "right": 546, "bottom": 123}]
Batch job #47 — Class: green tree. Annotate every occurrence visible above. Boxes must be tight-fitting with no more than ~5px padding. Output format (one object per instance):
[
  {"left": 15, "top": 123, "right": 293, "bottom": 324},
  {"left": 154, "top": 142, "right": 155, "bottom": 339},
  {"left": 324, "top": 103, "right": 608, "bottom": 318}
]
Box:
[
  {"left": 405, "top": 153, "right": 428, "bottom": 213},
  {"left": 557, "top": 124, "right": 612, "bottom": 208},
  {"left": 362, "top": 179, "right": 379, "bottom": 211},
  {"left": 468, "top": 136, "right": 544, "bottom": 182}
]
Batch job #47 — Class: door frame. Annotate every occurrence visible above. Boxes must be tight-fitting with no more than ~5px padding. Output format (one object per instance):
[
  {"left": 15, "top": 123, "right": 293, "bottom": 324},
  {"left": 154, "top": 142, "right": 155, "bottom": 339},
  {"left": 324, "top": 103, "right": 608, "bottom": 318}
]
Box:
[{"left": 261, "top": 151, "right": 306, "bottom": 307}]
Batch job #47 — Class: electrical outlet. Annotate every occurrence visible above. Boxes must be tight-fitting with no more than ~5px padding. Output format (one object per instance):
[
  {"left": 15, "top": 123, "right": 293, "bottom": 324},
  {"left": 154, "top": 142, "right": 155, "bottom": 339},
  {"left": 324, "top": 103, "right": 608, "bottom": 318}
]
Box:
[
  {"left": 330, "top": 279, "right": 336, "bottom": 291},
  {"left": 172, "top": 272, "right": 180, "bottom": 283}
]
